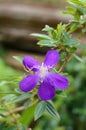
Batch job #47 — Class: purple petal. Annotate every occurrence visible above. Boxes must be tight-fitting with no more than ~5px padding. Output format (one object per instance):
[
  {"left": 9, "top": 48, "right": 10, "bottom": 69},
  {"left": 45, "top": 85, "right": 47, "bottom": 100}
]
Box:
[
  {"left": 46, "top": 73, "right": 69, "bottom": 90},
  {"left": 19, "top": 74, "right": 39, "bottom": 92},
  {"left": 38, "top": 79, "right": 55, "bottom": 101},
  {"left": 44, "top": 50, "right": 59, "bottom": 69},
  {"left": 23, "top": 56, "right": 40, "bottom": 71}
]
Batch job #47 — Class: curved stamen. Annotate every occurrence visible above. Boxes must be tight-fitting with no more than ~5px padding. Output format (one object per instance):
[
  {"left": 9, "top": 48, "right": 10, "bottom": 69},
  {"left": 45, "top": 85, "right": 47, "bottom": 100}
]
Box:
[{"left": 23, "top": 65, "right": 31, "bottom": 72}]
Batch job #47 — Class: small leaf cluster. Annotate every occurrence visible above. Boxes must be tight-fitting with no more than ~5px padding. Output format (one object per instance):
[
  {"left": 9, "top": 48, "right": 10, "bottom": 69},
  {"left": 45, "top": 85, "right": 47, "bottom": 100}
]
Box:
[
  {"left": 32, "top": 24, "right": 79, "bottom": 55},
  {"left": 63, "top": 0, "right": 86, "bottom": 33}
]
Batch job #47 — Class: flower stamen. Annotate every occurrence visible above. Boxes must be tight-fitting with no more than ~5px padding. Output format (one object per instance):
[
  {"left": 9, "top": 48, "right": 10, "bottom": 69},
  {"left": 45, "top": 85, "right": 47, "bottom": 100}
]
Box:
[{"left": 39, "top": 63, "right": 48, "bottom": 79}]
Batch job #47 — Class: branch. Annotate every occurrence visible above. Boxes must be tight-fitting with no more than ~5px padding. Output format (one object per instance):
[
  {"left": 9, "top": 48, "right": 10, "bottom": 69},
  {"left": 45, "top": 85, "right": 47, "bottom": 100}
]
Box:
[{"left": 58, "top": 53, "right": 72, "bottom": 73}]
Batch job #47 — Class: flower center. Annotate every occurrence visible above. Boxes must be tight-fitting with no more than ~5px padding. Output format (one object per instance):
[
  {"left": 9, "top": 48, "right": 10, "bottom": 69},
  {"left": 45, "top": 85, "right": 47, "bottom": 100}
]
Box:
[{"left": 39, "top": 63, "right": 48, "bottom": 79}]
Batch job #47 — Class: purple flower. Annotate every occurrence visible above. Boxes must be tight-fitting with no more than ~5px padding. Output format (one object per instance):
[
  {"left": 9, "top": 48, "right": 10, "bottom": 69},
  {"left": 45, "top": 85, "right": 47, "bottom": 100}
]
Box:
[{"left": 19, "top": 50, "right": 69, "bottom": 100}]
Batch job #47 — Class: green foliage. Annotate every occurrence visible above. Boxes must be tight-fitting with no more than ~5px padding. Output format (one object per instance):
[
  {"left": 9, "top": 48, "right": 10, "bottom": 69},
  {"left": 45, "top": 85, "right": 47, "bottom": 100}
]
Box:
[
  {"left": 63, "top": 0, "right": 86, "bottom": 33},
  {"left": 32, "top": 24, "right": 79, "bottom": 54}
]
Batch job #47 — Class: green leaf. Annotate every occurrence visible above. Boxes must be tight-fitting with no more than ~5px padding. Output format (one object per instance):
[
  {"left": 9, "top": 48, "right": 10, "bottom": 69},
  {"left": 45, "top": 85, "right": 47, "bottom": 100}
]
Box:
[
  {"left": 67, "top": 47, "right": 77, "bottom": 53},
  {"left": 37, "top": 40, "right": 56, "bottom": 47},
  {"left": 46, "top": 101, "right": 60, "bottom": 120},
  {"left": 66, "top": 6, "right": 75, "bottom": 13},
  {"left": 70, "top": 23, "right": 78, "bottom": 32},
  {"left": 56, "top": 91, "right": 67, "bottom": 98},
  {"left": 13, "top": 56, "right": 22, "bottom": 63},
  {"left": 20, "top": 105, "right": 36, "bottom": 126},
  {"left": 73, "top": 54, "right": 84, "bottom": 62},
  {"left": 12, "top": 93, "right": 32, "bottom": 103},
  {"left": 14, "top": 88, "right": 23, "bottom": 94},
  {"left": 68, "top": 0, "right": 86, "bottom": 14},
  {"left": 64, "top": 38, "right": 79, "bottom": 47},
  {"left": 52, "top": 30, "right": 57, "bottom": 40},
  {"left": 31, "top": 33, "right": 51, "bottom": 40},
  {"left": 63, "top": 6, "right": 75, "bottom": 15},
  {"left": 42, "top": 25, "right": 54, "bottom": 32},
  {"left": 34, "top": 101, "right": 47, "bottom": 120}
]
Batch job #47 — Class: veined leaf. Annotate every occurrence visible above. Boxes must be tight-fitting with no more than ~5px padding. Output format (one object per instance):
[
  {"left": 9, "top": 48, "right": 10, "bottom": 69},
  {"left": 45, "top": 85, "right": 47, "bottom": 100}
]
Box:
[
  {"left": 34, "top": 101, "right": 47, "bottom": 120},
  {"left": 46, "top": 101, "right": 60, "bottom": 120}
]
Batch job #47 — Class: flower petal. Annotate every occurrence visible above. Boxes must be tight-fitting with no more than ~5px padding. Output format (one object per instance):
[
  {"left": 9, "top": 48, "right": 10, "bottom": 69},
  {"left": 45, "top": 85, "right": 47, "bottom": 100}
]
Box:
[
  {"left": 19, "top": 74, "right": 39, "bottom": 92},
  {"left": 38, "top": 79, "right": 55, "bottom": 100},
  {"left": 23, "top": 56, "right": 40, "bottom": 71},
  {"left": 44, "top": 50, "right": 59, "bottom": 69},
  {"left": 46, "top": 73, "right": 69, "bottom": 90}
]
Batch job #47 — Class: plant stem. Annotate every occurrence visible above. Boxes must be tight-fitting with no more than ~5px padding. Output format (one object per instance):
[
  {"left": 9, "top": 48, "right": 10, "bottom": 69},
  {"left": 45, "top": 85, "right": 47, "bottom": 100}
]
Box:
[
  {"left": 58, "top": 53, "right": 72, "bottom": 73},
  {"left": 6, "top": 99, "right": 39, "bottom": 116}
]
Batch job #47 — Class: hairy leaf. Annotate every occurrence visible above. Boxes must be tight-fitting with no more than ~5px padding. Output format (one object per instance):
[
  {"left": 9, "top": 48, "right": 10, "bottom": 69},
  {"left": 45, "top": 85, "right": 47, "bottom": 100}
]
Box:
[
  {"left": 46, "top": 101, "right": 60, "bottom": 120},
  {"left": 34, "top": 101, "right": 47, "bottom": 120}
]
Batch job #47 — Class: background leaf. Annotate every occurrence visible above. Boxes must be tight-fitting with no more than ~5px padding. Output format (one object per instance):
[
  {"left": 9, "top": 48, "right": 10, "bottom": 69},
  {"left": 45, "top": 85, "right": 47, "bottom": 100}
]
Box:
[
  {"left": 13, "top": 56, "right": 22, "bottom": 63},
  {"left": 20, "top": 105, "right": 36, "bottom": 126},
  {"left": 12, "top": 93, "right": 32, "bottom": 103}
]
